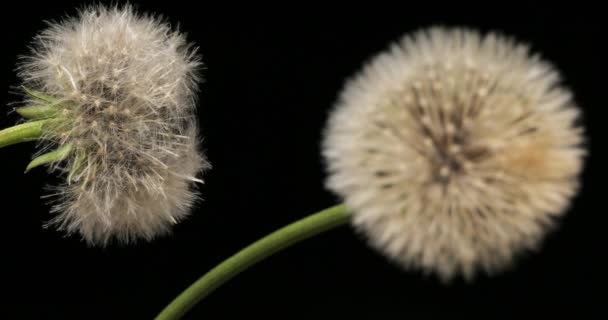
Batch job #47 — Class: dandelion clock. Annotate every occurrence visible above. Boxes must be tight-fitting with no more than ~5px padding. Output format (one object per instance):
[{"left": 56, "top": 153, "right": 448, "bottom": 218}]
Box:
[
  {"left": 322, "top": 27, "right": 585, "bottom": 281},
  {"left": 0, "top": 5, "right": 210, "bottom": 245}
]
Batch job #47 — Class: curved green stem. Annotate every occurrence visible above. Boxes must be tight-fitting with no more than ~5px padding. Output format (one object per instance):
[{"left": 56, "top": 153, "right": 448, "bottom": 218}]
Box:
[
  {"left": 0, "top": 119, "right": 52, "bottom": 148},
  {"left": 155, "top": 204, "right": 350, "bottom": 320}
]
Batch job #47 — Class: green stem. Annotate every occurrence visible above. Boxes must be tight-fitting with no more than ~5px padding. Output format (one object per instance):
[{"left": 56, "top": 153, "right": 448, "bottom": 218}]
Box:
[
  {"left": 0, "top": 119, "right": 52, "bottom": 148},
  {"left": 155, "top": 204, "right": 350, "bottom": 320}
]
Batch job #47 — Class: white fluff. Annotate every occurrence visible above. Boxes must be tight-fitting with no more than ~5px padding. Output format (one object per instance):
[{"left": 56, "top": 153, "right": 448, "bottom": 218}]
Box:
[
  {"left": 323, "top": 27, "right": 585, "bottom": 281},
  {"left": 18, "top": 5, "right": 210, "bottom": 245}
]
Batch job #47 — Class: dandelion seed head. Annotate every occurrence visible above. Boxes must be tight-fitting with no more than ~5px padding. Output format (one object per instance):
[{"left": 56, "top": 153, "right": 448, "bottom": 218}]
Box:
[
  {"left": 323, "top": 27, "right": 586, "bottom": 281},
  {"left": 18, "top": 5, "right": 209, "bottom": 245}
]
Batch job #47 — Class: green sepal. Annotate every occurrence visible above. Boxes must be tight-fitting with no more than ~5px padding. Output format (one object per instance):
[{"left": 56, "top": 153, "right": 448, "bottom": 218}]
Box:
[
  {"left": 16, "top": 105, "right": 59, "bottom": 119},
  {"left": 25, "top": 143, "right": 73, "bottom": 173},
  {"left": 22, "top": 87, "right": 58, "bottom": 104},
  {"left": 67, "top": 150, "right": 86, "bottom": 184}
]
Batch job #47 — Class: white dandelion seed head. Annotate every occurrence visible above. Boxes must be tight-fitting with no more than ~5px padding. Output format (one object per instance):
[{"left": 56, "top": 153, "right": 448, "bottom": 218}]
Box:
[
  {"left": 18, "top": 5, "right": 210, "bottom": 245},
  {"left": 323, "top": 27, "right": 586, "bottom": 281}
]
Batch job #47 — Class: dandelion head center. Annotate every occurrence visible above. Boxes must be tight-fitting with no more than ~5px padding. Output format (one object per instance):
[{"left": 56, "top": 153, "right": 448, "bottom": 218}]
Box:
[
  {"left": 381, "top": 62, "right": 502, "bottom": 186},
  {"left": 324, "top": 27, "right": 586, "bottom": 281}
]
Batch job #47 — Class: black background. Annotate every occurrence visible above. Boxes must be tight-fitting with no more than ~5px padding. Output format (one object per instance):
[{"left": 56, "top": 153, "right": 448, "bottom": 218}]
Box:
[{"left": 1, "top": 1, "right": 604, "bottom": 319}]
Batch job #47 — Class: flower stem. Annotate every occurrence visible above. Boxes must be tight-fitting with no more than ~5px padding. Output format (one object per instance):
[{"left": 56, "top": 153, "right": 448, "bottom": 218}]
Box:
[
  {"left": 155, "top": 204, "right": 350, "bottom": 320},
  {"left": 0, "top": 119, "right": 52, "bottom": 148}
]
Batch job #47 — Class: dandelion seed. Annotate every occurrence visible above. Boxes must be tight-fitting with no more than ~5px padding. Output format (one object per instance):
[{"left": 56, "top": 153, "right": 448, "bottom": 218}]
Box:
[
  {"left": 13, "top": 5, "right": 210, "bottom": 245},
  {"left": 323, "top": 27, "right": 586, "bottom": 281}
]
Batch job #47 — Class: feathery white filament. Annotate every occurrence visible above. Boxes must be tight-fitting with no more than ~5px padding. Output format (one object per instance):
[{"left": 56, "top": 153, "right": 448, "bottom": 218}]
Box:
[
  {"left": 323, "top": 27, "right": 585, "bottom": 281},
  {"left": 18, "top": 5, "right": 210, "bottom": 245}
]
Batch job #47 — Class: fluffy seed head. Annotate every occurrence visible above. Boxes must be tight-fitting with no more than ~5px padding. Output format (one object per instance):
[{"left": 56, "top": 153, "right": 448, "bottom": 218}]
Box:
[
  {"left": 18, "top": 5, "right": 210, "bottom": 245},
  {"left": 323, "top": 27, "right": 586, "bottom": 281}
]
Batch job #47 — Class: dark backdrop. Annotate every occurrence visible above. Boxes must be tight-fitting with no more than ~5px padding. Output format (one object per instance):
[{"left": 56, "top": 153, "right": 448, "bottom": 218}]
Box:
[{"left": 1, "top": 1, "right": 603, "bottom": 319}]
